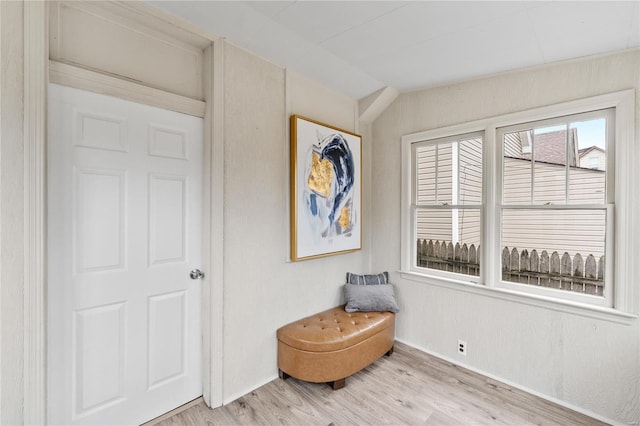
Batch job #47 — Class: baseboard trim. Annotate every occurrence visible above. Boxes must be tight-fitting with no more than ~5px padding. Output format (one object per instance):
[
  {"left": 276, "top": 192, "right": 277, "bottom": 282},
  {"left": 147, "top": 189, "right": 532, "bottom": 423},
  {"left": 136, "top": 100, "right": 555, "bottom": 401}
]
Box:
[{"left": 395, "top": 338, "right": 623, "bottom": 426}]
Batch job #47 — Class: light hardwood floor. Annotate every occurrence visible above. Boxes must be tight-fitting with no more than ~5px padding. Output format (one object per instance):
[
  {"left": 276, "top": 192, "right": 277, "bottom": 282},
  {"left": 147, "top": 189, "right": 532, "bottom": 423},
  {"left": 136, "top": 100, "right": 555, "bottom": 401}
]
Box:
[{"left": 156, "top": 342, "right": 606, "bottom": 425}]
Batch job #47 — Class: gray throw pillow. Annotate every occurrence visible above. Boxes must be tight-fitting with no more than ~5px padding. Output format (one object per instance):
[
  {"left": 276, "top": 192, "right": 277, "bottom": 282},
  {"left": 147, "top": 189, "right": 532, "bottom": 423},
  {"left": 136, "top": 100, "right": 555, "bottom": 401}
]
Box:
[
  {"left": 346, "top": 271, "right": 389, "bottom": 285},
  {"left": 344, "top": 283, "right": 399, "bottom": 313}
]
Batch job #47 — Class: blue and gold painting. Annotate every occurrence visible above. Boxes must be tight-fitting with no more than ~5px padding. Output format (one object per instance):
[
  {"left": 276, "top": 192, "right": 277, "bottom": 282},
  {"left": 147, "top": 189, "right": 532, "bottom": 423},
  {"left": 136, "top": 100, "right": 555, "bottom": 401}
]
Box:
[{"left": 291, "top": 116, "right": 361, "bottom": 260}]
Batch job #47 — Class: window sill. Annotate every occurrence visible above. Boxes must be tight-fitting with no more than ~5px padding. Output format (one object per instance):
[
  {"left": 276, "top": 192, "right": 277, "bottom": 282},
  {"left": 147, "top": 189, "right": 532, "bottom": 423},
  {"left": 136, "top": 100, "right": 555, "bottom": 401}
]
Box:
[{"left": 399, "top": 270, "right": 638, "bottom": 325}]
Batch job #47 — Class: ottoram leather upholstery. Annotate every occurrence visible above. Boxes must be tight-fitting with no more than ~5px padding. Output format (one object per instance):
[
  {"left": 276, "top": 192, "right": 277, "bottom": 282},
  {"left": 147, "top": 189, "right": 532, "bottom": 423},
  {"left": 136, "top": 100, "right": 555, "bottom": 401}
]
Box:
[{"left": 277, "top": 305, "right": 395, "bottom": 387}]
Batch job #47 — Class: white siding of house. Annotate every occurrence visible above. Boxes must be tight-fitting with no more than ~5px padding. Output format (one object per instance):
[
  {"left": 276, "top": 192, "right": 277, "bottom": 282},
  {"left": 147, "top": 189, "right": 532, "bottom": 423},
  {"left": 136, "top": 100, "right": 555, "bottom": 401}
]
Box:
[
  {"left": 418, "top": 146, "right": 605, "bottom": 259},
  {"left": 416, "top": 145, "right": 436, "bottom": 203},
  {"left": 458, "top": 209, "right": 481, "bottom": 247},
  {"left": 501, "top": 157, "right": 606, "bottom": 258},
  {"left": 504, "top": 132, "right": 524, "bottom": 157},
  {"left": 416, "top": 209, "right": 453, "bottom": 242},
  {"left": 501, "top": 209, "right": 606, "bottom": 258},
  {"left": 533, "top": 161, "right": 567, "bottom": 204},
  {"left": 416, "top": 137, "right": 481, "bottom": 247},
  {"left": 459, "top": 138, "right": 482, "bottom": 204},
  {"left": 569, "top": 167, "right": 605, "bottom": 204},
  {"left": 417, "top": 143, "right": 453, "bottom": 204}
]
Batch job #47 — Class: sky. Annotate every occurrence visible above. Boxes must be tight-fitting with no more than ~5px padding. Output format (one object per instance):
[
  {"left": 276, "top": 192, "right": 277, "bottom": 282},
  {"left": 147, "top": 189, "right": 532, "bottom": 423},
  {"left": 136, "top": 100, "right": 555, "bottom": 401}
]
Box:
[
  {"left": 571, "top": 118, "right": 606, "bottom": 150},
  {"left": 536, "top": 118, "right": 606, "bottom": 150}
]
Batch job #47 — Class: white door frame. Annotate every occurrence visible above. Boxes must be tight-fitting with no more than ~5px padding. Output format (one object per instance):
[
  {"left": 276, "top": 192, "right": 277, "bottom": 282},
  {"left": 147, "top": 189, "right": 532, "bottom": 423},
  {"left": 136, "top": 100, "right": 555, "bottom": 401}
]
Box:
[
  {"left": 23, "top": 3, "right": 49, "bottom": 423},
  {"left": 23, "top": 2, "right": 225, "bottom": 422}
]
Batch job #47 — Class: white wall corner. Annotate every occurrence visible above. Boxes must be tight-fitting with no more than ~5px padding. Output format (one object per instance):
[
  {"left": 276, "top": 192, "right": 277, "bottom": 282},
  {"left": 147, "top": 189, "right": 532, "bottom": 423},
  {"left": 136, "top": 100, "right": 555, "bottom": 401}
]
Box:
[
  {"left": 358, "top": 86, "right": 399, "bottom": 124},
  {"left": 201, "top": 38, "right": 225, "bottom": 409}
]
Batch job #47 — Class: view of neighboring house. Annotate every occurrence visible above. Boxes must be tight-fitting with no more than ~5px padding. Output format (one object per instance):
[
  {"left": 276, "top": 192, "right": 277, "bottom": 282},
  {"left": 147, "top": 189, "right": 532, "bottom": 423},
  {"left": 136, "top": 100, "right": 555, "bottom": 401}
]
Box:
[
  {"left": 578, "top": 145, "right": 606, "bottom": 170},
  {"left": 416, "top": 125, "right": 607, "bottom": 260}
]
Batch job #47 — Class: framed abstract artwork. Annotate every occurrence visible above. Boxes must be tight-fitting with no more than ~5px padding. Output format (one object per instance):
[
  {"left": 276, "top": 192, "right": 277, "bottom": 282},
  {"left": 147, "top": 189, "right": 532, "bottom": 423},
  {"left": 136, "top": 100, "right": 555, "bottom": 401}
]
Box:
[{"left": 290, "top": 115, "right": 362, "bottom": 261}]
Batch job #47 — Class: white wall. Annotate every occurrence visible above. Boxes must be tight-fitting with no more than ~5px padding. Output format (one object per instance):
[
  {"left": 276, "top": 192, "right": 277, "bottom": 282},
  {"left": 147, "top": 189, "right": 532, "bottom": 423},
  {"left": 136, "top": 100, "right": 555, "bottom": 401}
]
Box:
[
  {"left": 221, "top": 43, "right": 370, "bottom": 403},
  {"left": 0, "top": 2, "right": 25, "bottom": 424},
  {"left": 371, "top": 49, "right": 640, "bottom": 423}
]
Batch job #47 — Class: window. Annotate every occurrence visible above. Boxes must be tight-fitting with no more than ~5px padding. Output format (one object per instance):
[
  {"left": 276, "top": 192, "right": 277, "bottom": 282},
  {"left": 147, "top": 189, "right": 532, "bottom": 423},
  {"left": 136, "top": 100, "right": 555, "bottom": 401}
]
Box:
[
  {"left": 587, "top": 156, "right": 600, "bottom": 169},
  {"left": 498, "top": 110, "right": 614, "bottom": 305},
  {"left": 401, "top": 90, "right": 637, "bottom": 314},
  {"left": 412, "top": 133, "right": 483, "bottom": 279}
]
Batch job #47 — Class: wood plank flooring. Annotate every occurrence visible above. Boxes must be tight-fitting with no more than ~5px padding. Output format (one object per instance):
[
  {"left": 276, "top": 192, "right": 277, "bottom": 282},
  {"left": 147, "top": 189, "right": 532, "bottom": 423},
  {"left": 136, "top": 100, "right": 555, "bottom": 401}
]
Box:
[{"left": 156, "top": 342, "right": 606, "bottom": 425}]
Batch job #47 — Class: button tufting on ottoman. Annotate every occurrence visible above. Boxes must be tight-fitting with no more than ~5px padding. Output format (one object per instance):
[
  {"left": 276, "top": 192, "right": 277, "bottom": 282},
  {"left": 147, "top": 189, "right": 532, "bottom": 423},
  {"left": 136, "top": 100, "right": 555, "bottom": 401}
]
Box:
[{"left": 277, "top": 305, "right": 395, "bottom": 390}]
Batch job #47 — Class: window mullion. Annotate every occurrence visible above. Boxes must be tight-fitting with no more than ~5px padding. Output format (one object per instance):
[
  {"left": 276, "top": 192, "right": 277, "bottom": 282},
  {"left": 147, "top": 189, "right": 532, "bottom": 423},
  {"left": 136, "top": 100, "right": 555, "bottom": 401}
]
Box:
[
  {"left": 452, "top": 142, "right": 460, "bottom": 244},
  {"left": 484, "top": 127, "right": 497, "bottom": 288},
  {"left": 435, "top": 144, "right": 439, "bottom": 203},
  {"left": 565, "top": 124, "right": 570, "bottom": 204},
  {"left": 530, "top": 130, "right": 535, "bottom": 204}
]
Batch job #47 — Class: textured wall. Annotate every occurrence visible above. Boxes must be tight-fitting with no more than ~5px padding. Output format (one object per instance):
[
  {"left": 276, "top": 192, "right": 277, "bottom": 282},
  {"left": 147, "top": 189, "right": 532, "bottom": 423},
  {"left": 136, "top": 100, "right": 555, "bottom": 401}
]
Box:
[
  {"left": 0, "top": 1, "right": 25, "bottom": 424},
  {"left": 371, "top": 50, "right": 640, "bottom": 423},
  {"left": 222, "top": 44, "right": 368, "bottom": 403}
]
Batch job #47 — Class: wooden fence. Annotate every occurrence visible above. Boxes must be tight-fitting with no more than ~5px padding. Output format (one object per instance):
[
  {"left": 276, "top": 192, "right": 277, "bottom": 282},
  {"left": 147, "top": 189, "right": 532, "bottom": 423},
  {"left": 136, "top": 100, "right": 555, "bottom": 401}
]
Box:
[
  {"left": 416, "top": 239, "right": 605, "bottom": 296},
  {"left": 416, "top": 239, "right": 480, "bottom": 276}
]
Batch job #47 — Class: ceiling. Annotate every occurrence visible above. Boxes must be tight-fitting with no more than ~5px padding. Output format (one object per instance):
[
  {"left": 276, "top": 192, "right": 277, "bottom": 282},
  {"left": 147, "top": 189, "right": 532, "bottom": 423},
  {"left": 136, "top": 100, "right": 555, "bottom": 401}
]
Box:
[{"left": 149, "top": 1, "right": 640, "bottom": 100}]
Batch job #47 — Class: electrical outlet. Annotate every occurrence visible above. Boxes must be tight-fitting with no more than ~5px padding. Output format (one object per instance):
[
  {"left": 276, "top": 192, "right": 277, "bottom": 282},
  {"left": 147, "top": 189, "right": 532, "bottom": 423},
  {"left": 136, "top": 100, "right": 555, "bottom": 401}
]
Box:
[{"left": 457, "top": 339, "right": 467, "bottom": 356}]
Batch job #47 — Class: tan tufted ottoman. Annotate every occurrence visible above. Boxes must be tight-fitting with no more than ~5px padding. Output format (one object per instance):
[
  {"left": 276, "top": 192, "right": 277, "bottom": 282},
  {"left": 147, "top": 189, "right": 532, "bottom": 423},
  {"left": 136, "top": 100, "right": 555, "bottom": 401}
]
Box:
[{"left": 277, "top": 305, "right": 395, "bottom": 390}]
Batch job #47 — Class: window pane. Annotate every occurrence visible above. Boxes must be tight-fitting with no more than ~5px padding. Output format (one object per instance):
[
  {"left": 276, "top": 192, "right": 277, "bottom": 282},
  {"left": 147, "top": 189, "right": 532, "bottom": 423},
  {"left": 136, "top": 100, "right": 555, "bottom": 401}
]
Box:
[
  {"left": 416, "top": 145, "right": 436, "bottom": 203},
  {"left": 416, "top": 208, "right": 480, "bottom": 277},
  {"left": 459, "top": 137, "right": 483, "bottom": 205},
  {"left": 503, "top": 117, "right": 608, "bottom": 206},
  {"left": 569, "top": 118, "right": 606, "bottom": 204},
  {"left": 416, "top": 209, "right": 451, "bottom": 242},
  {"left": 416, "top": 143, "right": 453, "bottom": 204},
  {"left": 501, "top": 209, "right": 606, "bottom": 296},
  {"left": 418, "top": 138, "right": 482, "bottom": 206},
  {"left": 503, "top": 131, "right": 532, "bottom": 204},
  {"left": 437, "top": 143, "right": 453, "bottom": 204},
  {"left": 533, "top": 126, "right": 568, "bottom": 204},
  {"left": 458, "top": 209, "right": 481, "bottom": 247}
]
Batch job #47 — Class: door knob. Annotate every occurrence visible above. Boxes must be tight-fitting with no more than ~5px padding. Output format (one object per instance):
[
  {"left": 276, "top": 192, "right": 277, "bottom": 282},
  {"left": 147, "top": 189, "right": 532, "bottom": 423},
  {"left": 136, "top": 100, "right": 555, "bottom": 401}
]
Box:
[{"left": 189, "top": 269, "right": 205, "bottom": 280}]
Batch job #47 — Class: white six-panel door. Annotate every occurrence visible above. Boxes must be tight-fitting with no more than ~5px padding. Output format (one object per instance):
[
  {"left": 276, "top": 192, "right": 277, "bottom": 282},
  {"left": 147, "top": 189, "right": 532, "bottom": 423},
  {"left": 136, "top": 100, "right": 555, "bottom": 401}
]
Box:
[{"left": 47, "top": 84, "right": 203, "bottom": 425}]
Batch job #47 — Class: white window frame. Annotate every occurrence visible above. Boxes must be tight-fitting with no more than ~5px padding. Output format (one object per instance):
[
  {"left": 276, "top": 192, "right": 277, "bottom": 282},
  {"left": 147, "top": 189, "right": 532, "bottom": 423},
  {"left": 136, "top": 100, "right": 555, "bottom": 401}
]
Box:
[{"left": 400, "top": 90, "right": 638, "bottom": 320}]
